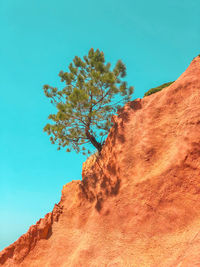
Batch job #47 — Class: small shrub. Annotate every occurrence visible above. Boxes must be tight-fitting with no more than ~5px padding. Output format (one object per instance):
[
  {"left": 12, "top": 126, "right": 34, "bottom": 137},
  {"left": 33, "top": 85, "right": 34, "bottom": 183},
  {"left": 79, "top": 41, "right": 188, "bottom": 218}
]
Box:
[{"left": 144, "top": 81, "right": 174, "bottom": 97}]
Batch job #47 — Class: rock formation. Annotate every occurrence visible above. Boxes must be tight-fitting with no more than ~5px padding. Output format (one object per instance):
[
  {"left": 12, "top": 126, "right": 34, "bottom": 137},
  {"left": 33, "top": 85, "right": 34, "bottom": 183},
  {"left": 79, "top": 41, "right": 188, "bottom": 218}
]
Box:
[{"left": 1, "top": 56, "right": 200, "bottom": 266}]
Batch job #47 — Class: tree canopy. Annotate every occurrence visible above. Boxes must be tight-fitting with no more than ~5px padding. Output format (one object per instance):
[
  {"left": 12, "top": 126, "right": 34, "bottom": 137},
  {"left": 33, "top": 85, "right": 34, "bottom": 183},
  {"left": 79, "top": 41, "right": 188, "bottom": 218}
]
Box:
[{"left": 43, "top": 48, "right": 134, "bottom": 155}]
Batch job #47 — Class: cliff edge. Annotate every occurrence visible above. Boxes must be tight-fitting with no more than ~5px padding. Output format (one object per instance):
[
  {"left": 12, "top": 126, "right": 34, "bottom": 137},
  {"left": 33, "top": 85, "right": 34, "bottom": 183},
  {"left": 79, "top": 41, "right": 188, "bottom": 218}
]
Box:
[{"left": 1, "top": 56, "right": 200, "bottom": 266}]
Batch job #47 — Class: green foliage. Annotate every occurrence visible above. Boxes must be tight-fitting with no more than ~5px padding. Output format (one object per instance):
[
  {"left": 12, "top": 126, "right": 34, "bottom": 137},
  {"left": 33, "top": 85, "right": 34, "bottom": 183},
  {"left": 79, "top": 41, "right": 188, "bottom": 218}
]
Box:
[
  {"left": 143, "top": 81, "right": 174, "bottom": 97},
  {"left": 43, "top": 48, "right": 134, "bottom": 155}
]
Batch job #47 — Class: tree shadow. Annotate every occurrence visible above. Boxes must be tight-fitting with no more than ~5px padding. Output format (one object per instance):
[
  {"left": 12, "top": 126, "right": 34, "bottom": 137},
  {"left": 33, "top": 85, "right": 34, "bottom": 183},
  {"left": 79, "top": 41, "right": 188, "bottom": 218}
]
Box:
[
  {"left": 109, "top": 121, "right": 126, "bottom": 147},
  {"left": 79, "top": 100, "right": 143, "bottom": 212},
  {"left": 129, "top": 99, "right": 142, "bottom": 111},
  {"left": 109, "top": 100, "right": 142, "bottom": 147},
  {"left": 79, "top": 161, "right": 121, "bottom": 212}
]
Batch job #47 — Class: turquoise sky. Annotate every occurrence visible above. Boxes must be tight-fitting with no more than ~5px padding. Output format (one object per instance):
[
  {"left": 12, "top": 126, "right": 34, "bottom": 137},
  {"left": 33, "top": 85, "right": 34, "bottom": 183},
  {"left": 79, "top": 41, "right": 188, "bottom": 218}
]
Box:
[{"left": 0, "top": 0, "right": 199, "bottom": 250}]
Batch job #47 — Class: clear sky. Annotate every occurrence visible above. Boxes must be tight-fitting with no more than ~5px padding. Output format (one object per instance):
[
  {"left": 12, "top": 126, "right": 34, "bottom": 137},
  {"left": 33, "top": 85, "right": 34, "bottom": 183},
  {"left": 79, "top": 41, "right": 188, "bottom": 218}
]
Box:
[{"left": 0, "top": 0, "right": 199, "bottom": 250}]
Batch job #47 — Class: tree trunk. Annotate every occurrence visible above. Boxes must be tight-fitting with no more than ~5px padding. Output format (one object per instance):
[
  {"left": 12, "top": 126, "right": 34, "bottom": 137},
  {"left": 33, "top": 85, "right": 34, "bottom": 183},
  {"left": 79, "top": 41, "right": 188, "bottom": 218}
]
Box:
[{"left": 85, "top": 128, "right": 102, "bottom": 152}]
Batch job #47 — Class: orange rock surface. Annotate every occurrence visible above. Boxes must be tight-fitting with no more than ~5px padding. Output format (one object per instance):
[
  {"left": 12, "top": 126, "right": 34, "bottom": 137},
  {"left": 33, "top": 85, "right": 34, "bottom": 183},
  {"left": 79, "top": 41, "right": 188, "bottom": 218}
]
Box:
[{"left": 1, "top": 56, "right": 200, "bottom": 266}]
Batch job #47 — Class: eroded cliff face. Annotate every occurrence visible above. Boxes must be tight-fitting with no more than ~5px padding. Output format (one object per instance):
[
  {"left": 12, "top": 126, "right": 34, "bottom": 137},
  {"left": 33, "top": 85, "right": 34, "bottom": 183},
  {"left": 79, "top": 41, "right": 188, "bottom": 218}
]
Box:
[{"left": 1, "top": 56, "right": 200, "bottom": 266}]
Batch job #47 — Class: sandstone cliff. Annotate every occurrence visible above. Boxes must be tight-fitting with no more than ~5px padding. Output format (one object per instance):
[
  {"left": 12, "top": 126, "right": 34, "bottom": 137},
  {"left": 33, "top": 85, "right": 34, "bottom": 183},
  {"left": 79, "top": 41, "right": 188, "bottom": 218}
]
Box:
[{"left": 1, "top": 56, "right": 200, "bottom": 266}]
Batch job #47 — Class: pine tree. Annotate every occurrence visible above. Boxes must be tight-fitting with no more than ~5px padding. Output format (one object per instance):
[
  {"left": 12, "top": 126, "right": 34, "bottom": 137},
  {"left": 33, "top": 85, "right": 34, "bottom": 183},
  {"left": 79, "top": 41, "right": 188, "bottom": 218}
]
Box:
[{"left": 43, "top": 48, "right": 134, "bottom": 155}]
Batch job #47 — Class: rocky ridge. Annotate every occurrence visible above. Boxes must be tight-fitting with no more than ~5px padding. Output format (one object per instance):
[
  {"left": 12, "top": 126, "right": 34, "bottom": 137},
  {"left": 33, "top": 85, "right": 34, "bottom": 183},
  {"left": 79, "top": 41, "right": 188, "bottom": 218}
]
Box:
[{"left": 1, "top": 56, "right": 200, "bottom": 266}]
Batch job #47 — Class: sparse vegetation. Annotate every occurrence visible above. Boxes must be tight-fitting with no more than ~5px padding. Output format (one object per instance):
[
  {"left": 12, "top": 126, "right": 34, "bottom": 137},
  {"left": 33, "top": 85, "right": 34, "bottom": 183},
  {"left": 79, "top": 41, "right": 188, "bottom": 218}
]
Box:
[{"left": 144, "top": 81, "right": 174, "bottom": 97}]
